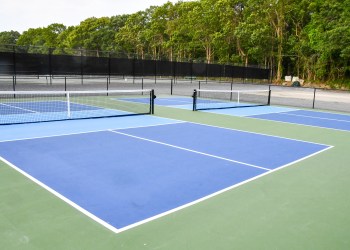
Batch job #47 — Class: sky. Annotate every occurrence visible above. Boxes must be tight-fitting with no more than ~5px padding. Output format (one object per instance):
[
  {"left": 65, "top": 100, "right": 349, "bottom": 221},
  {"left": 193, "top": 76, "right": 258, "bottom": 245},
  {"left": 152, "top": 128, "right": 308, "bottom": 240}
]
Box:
[{"left": 0, "top": 0, "right": 192, "bottom": 33}]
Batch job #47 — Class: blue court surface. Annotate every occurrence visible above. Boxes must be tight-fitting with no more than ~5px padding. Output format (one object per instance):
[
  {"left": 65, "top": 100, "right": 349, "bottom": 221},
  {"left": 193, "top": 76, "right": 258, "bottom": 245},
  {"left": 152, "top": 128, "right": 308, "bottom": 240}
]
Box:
[
  {"left": 249, "top": 110, "right": 350, "bottom": 132},
  {"left": 126, "top": 97, "right": 350, "bottom": 132},
  {"left": 0, "top": 117, "right": 331, "bottom": 232},
  {"left": 0, "top": 100, "right": 137, "bottom": 124},
  {"left": 122, "top": 96, "right": 193, "bottom": 109},
  {"left": 0, "top": 100, "right": 102, "bottom": 115}
]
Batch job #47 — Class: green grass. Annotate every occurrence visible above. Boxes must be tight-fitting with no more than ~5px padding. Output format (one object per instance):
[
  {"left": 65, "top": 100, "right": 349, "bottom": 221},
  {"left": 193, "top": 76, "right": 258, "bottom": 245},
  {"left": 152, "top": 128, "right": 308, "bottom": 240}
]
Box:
[{"left": 1, "top": 106, "right": 350, "bottom": 249}]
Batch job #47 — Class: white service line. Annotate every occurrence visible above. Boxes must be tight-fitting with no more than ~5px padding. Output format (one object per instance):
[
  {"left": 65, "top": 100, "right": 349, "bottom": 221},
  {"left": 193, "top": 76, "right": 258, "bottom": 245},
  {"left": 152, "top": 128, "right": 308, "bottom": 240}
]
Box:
[
  {"left": 278, "top": 112, "right": 350, "bottom": 123},
  {"left": 0, "top": 102, "right": 38, "bottom": 113},
  {"left": 0, "top": 121, "right": 186, "bottom": 143},
  {"left": 116, "top": 143, "right": 334, "bottom": 233},
  {"left": 109, "top": 129, "right": 271, "bottom": 171}
]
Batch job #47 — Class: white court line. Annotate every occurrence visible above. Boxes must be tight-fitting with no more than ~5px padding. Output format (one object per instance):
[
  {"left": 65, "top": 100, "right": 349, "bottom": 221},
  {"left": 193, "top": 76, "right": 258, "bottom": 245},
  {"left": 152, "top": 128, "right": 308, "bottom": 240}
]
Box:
[
  {"left": 0, "top": 120, "right": 334, "bottom": 235},
  {"left": 0, "top": 102, "right": 39, "bottom": 113},
  {"left": 0, "top": 120, "right": 186, "bottom": 143},
  {"left": 0, "top": 156, "right": 120, "bottom": 234},
  {"left": 247, "top": 115, "right": 350, "bottom": 133},
  {"left": 184, "top": 121, "right": 332, "bottom": 148},
  {"left": 198, "top": 107, "right": 350, "bottom": 133},
  {"left": 277, "top": 112, "right": 350, "bottom": 123},
  {"left": 0, "top": 116, "right": 332, "bottom": 148},
  {"left": 238, "top": 108, "right": 300, "bottom": 117},
  {"left": 110, "top": 130, "right": 273, "bottom": 172},
  {"left": 114, "top": 143, "right": 333, "bottom": 233},
  {"left": 0, "top": 142, "right": 333, "bottom": 235}
]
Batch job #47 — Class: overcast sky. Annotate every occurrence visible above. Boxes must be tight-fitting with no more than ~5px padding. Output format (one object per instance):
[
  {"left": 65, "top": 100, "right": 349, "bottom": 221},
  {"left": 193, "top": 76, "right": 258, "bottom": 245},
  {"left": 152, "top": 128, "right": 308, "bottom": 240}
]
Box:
[{"left": 0, "top": 0, "right": 192, "bottom": 33}]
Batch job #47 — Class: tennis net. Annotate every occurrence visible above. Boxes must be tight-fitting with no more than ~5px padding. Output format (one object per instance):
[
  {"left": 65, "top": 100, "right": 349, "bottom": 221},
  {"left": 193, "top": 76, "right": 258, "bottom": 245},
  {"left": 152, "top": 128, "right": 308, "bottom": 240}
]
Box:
[
  {"left": 0, "top": 89, "right": 155, "bottom": 125},
  {"left": 192, "top": 89, "right": 271, "bottom": 111}
]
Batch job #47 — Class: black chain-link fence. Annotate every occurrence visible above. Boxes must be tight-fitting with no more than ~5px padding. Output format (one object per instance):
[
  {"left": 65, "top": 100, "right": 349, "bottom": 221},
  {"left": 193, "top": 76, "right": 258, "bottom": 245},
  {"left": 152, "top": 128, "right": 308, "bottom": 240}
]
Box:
[{"left": 1, "top": 45, "right": 349, "bottom": 113}]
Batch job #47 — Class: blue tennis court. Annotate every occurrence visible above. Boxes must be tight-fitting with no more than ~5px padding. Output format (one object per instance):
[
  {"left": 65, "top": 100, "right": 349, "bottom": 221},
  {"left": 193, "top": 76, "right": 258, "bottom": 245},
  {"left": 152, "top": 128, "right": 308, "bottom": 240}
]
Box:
[
  {"left": 203, "top": 107, "right": 350, "bottom": 132},
  {"left": 129, "top": 96, "right": 350, "bottom": 132},
  {"left": 0, "top": 100, "right": 102, "bottom": 114},
  {"left": 0, "top": 119, "right": 331, "bottom": 232},
  {"left": 249, "top": 110, "right": 350, "bottom": 131},
  {"left": 0, "top": 100, "right": 131, "bottom": 124}
]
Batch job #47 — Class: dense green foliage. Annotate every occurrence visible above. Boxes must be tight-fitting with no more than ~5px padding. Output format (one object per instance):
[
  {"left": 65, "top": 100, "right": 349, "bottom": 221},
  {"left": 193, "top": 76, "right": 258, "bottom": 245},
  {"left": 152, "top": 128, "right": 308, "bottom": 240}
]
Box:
[
  {"left": 0, "top": 0, "right": 349, "bottom": 85},
  {"left": 0, "top": 30, "right": 20, "bottom": 45}
]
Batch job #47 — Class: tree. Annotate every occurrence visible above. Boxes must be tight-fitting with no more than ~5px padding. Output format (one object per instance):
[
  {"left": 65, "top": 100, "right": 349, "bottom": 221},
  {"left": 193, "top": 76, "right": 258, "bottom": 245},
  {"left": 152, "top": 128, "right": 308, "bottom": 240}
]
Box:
[
  {"left": 16, "top": 24, "right": 66, "bottom": 53},
  {"left": 145, "top": 2, "right": 173, "bottom": 59},
  {"left": 0, "top": 31, "right": 20, "bottom": 45},
  {"left": 165, "top": 1, "right": 199, "bottom": 61},
  {"left": 187, "top": 0, "right": 222, "bottom": 63},
  {"left": 115, "top": 10, "right": 150, "bottom": 58},
  {"left": 301, "top": 0, "right": 349, "bottom": 83},
  {"left": 5, "top": 0, "right": 349, "bottom": 86},
  {"left": 65, "top": 17, "right": 114, "bottom": 55}
]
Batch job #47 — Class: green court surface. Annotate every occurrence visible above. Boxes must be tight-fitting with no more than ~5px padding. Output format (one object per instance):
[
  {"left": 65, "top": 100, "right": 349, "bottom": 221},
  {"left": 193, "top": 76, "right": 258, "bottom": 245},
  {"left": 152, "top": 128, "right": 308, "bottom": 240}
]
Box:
[{"left": 1, "top": 105, "right": 350, "bottom": 249}]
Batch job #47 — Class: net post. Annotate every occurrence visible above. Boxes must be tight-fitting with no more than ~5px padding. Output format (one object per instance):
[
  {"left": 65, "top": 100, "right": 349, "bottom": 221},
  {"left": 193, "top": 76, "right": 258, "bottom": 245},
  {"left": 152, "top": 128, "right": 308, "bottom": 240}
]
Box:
[
  {"left": 192, "top": 89, "right": 197, "bottom": 111},
  {"left": 268, "top": 89, "right": 271, "bottom": 105},
  {"left": 151, "top": 89, "right": 156, "bottom": 114}
]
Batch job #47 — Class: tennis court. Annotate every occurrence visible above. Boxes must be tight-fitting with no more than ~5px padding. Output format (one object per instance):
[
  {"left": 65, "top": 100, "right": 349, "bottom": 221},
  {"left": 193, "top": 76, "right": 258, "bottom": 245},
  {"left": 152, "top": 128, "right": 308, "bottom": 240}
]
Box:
[
  {"left": 1, "top": 88, "right": 350, "bottom": 249},
  {"left": 0, "top": 119, "right": 331, "bottom": 232},
  {"left": 135, "top": 94, "right": 350, "bottom": 132}
]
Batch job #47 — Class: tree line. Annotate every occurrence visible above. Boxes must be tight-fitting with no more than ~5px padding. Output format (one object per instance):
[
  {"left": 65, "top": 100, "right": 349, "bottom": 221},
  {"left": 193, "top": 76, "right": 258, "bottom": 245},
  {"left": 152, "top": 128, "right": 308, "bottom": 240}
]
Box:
[{"left": 0, "top": 0, "right": 349, "bottom": 87}]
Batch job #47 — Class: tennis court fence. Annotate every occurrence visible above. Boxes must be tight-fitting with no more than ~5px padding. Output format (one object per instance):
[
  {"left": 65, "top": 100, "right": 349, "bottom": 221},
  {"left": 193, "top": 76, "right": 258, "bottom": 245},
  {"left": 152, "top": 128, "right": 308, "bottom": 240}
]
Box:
[
  {"left": 0, "top": 46, "right": 349, "bottom": 113},
  {"left": 0, "top": 45, "right": 270, "bottom": 86}
]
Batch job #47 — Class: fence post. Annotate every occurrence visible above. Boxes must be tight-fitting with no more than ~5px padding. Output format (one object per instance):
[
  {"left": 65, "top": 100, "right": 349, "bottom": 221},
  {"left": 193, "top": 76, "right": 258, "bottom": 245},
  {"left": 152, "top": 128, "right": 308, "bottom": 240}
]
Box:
[
  {"left": 155, "top": 59, "right": 157, "bottom": 84},
  {"left": 205, "top": 62, "right": 208, "bottom": 84},
  {"left": 132, "top": 55, "right": 136, "bottom": 84},
  {"left": 312, "top": 88, "right": 316, "bottom": 109},
  {"left": 173, "top": 61, "right": 176, "bottom": 83},
  {"left": 108, "top": 52, "right": 111, "bottom": 85},
  {"left": 171, "top": 79, "right": 173, "bottom": 95},
  {"left": 12, "top": 76, "right": 16, "bottom": 94},
  {"left": 231, "top": 65, "right": 234, "bottom": 85},
  {"left": 243, "top": 66, "right": 246, "bottom": 84},
  {"left": 190, "top": 60, "right": 194, "bottom": 83},
  {"left": 12, "top": 45, "right": 17, "bottom": 87},
  {"left": 48, "top": 47, "right": 53, "bottom": 85},
  {"left": 80, "top": 49, "right": 84, "bottom": 85}
]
